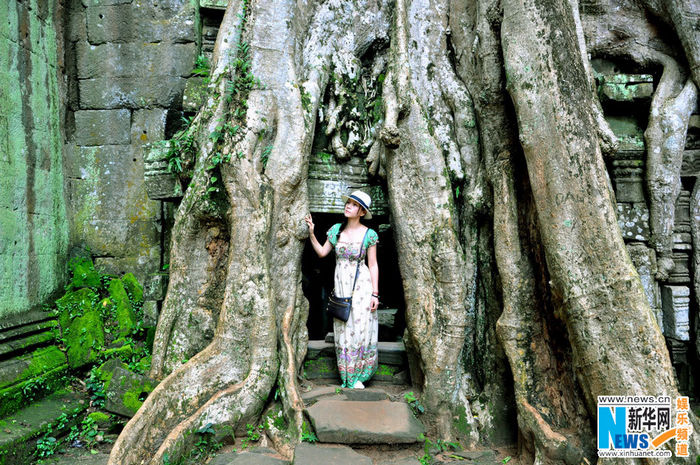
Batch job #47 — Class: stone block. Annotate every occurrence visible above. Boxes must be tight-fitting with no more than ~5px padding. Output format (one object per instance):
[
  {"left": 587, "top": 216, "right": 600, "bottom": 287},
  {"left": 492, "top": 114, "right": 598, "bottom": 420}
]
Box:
[
  {"left": 667, "top": 252, "right": 691, "bottom": 284},
  {"left": 94, "top": 255, "right": 161, "bottom": 290},
  {"left": 616, "top": 203, "right": 649, "bottom": 241},
  {"left": 66, "top": 8, "right": 87, "bottom": 42},
  {"left": 86, "top": 3, "right": 196, "bottom": 45},
  {"left": 293, "top": 444, "right": 372, "bottom": 465},
  {"left": 626, "top": 243, "right": 662, "bottom": 329},
  {"left": 681, "top": 149, "right": 699, "bottom": 176},
  {"left": 142, "top": 301, "right": 159, "bottom": 327},
  {"left": 74, "top": 110, "right": 131, "bottom": 146},
  {"left": 200, "top": 0, "right": 229, "bottom": 9},
  {"left": 82, "top": 0, "right": 132, "bottom": 6},
  {"left": 132, "top": 109, "right": 168, "bottom": 146},
  {"left": 104, "top": 366, "right": 157, "bottom": 417},
  {"left": 209, "top": 451, "right": 289, "bottom": 465},
  {"left": 144, "top": 273, "right": 169, "bottom": 301},
  {"left": 79, "top": 76, "right": 186, "bottom": 109},
  {"left": 661, "top": 285, "right": 690, "bottom": 341},
  {"left": 143, "top": 142, "right": 184, "bottom": 200},
  {"left": 306, "top": 399, "right": 424, "bottom": 444},
  {"left": 605, "top": 115, "right": 645, "bottom": 155},
  {"left": 611, "top": 159, "right": 645, "bottom": 203},
  {"left": 182, "top": 77, "right": 208, "bottom": 112},
  {"left": 67, "top": 144, "right": 160, "bottom": 220},
  {"left": 76, "top": 42, "right": 196, "bottom": 79},
  {"left": 597, "top": 74, "right": 654, "bottom": 103}
]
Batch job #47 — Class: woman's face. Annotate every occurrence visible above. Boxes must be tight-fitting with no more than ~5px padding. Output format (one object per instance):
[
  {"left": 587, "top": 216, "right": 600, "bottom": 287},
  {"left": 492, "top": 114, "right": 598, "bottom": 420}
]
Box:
[{"left": 344, "top": 199, "right": 365, "bottom": 218}]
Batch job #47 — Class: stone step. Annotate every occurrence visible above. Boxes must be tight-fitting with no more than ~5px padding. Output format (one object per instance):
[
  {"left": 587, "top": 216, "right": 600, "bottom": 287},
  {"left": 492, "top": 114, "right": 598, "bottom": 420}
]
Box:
[
  {"left": 0, "top": 312, "right": 57, "bottom": 361},
  {"left": 0, "top": 388, "right": 89, "bottom": 465},
  {"left": 293, "top": 443, "right": 371, "bottom": 465},
  {"left": 306, "top": 399, "right": 425, "bottom": 444},
  {"left": 304, "top": 340, "right": 410, "bottom": 385},
  {"left": 310, "top": 339, "right": 408, "bottom": 366},
  {"left": 302, "top": 386, "right": 390, "bottom": 406},
  {"left": 209, "top": 449, "right": 289, "bottom": 465}
]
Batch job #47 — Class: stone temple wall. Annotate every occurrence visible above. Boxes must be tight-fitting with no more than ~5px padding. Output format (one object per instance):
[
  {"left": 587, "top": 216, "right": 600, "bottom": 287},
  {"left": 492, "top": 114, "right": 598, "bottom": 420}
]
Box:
[
  {"left": 62, "top": 0, "right": 199, "bottom": 300},
  {"left": 0, "top": 0, "right": 69, "bottom": 318},
  {"left": 594, "top": 60, "right": 700, "bottom": 394}
]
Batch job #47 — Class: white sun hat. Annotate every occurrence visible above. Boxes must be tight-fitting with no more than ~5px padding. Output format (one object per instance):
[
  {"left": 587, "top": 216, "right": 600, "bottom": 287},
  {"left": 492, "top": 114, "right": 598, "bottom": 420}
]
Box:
[{"left": 341, "top": 190, "right": 373, "bottom": 219}]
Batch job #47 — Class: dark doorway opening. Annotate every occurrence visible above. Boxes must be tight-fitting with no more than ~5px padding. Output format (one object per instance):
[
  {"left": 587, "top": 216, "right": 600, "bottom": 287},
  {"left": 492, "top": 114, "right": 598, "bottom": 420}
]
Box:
[{"left": 301, "top": 213, "right": 406, "bottom": 342}]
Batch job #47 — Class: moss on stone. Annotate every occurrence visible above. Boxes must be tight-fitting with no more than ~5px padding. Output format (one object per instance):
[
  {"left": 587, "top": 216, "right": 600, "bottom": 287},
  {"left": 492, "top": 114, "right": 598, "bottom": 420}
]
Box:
[
  {"left": 108, "top": 278, "right": 137, "bottom": 337},
  {"left": 121, "top": 273, "right": 144, "bottom": 305},
  {"left": 56, "top": 288, "right": 98, "bottom": 330},
  {"left": 97, "top": 358, "right": 129, "bottom": 388},
  {"left": 64, "top": 309, "right": 105, "bottom": 369},
  {"left": 69, "top": 258, "right": 101, "bottom": 289},
  {"left": 87, "top": 411, "right": 111, "bottom": 427},
  {"left": 119, "top": 375, "right": 156, "bottom": 415}
]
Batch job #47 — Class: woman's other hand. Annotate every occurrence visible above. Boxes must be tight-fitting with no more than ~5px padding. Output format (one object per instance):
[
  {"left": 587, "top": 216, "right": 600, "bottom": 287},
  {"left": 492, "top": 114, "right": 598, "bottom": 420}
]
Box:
[
  {"left": 305, "top": 213, "right": 314, "bottom": 234},
  {"left": 370, "top": 296, "right": 379, "bottom": 312}
]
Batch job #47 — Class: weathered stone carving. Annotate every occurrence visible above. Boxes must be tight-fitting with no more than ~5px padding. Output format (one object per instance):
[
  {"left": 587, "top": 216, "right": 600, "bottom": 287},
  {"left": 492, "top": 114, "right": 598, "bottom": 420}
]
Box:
[{"left": 143, "top": 143, "right": 184, "bottom": 201}]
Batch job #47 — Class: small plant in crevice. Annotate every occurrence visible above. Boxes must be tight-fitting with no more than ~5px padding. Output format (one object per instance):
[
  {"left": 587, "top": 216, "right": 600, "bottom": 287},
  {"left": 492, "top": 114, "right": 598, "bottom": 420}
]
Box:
[
  {"left": 417, "top": 433, "right": 460, "bottom": 465},
  {"left": 192, "top": 55, "right": 211, "bottom": 80},
  {"left": 404, "top": 391, "right": 425, "bottom": 415},
  {"left": 300, "top": 421, "right": 318, "bottom": 443},
  {"left": 241, "top": 423, "right": 262, "bottom": 449},
  {"left": 261, "top": 145, "right": 273, "bottom": 168}
]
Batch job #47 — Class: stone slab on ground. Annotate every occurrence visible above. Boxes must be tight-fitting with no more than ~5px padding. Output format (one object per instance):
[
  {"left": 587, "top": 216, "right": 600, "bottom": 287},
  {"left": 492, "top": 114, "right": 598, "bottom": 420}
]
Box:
[
  {"left": 293, "top": 443, "right": 371, "bottom": 465},
  {"left": 0, "top": 389, "right": 89, "bottom": 465},
  {"left": 451, "top": 449, "right": 499, "bottom": 463},
  {"left": 376, "top": 458, "right": 422, "bottom": 465},
  {"left": 306, "top": 399, "right": 424, "bottom": 444},
  {"left": 43, "top": 450, "right": 111, "bottom": 465},
  {"left": 302, "top": 386, "right": 389, "bottom": 406},
  {"left": 209, "top": 451, "right": 290, "bottom": 465}
]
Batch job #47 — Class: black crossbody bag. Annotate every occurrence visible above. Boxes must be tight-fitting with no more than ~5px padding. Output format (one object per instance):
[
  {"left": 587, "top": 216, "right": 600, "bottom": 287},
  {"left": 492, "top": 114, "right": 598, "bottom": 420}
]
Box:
[{"left": 326, "top": 229, "right": 369, "bottom": 322}]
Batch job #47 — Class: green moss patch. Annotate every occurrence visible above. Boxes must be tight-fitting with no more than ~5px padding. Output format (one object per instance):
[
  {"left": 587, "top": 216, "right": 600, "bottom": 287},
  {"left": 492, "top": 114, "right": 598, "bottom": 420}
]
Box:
[
  {"left": 68, "top": 258, "right": 101, "bottom": 289},
  {"left": 108, "top": 279, "right": 137, "bottom": 337},
  {"left": 121, "top": 273, "right": 144, "bottom": 305}
]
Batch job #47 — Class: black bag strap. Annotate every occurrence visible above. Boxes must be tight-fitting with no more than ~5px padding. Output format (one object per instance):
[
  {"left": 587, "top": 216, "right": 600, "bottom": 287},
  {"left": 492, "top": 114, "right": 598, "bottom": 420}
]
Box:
[{"left": 349, "top": 229, "right": 370, "bottom": 298}]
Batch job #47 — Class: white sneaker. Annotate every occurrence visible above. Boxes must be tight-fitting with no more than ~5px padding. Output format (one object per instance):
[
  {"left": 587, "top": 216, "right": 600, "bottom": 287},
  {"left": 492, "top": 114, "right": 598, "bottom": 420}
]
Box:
[{"left": 352, "top": 381, "right": 365, "bottom": 389}]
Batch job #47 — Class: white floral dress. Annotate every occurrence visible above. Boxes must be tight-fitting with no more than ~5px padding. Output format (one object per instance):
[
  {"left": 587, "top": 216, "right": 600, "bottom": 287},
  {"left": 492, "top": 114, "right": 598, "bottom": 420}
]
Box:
[{"left": 327, "top": 223, "right": 379, "bottom": 388}]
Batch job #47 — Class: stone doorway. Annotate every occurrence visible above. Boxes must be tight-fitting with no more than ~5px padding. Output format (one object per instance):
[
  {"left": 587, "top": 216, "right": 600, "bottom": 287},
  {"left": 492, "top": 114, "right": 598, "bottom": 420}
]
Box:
[{"left": 301, "top": 212, "right": 406, "bottom": 343}]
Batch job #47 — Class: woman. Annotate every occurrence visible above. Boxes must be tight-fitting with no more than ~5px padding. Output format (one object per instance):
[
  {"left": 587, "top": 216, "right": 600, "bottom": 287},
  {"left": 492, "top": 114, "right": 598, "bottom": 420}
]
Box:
[{"left": 305, "top": 190, "right": 379, "bottom": 389}]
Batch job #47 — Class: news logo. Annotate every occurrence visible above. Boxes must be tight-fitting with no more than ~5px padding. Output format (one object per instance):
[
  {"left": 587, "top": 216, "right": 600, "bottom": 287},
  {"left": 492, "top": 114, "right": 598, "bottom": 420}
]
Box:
[{"left": 597, "top": 396, "right": 693, "bottom": 458}]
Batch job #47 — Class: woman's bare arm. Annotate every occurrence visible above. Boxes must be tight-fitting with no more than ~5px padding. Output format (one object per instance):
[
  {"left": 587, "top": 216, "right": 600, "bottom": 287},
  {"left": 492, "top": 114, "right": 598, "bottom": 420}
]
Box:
[
  {"left": 306, "top": 214, "right": 332, "bottom": 258},
  {"left": 367, "top": 244, "right": 379, "bottom": 311}
]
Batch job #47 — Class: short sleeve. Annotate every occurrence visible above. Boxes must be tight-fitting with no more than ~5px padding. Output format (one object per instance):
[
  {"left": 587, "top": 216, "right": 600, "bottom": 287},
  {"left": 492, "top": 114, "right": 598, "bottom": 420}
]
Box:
[
  {"left": 364, "top": 229, "right": 378, "bottom": 249},
  {"left": 326, "top": 223, "right": 341, "bottom": 247}
]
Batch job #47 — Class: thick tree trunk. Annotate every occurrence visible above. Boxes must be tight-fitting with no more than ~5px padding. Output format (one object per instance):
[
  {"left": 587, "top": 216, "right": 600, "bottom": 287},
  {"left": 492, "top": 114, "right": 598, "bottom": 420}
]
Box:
[
  {"left": 501, "top": 0, "right": 700, "bottom": 460},
  {"left": 108, "top": 0, "right": 700, "bottom": 463}
]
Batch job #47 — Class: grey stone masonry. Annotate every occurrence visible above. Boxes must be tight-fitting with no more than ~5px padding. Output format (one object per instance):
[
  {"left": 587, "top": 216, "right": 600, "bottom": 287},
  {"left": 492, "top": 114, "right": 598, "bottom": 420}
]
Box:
[
  {"left": 143, "top": 142, "right": 184, "bottom": 200},
  {"left": 617, "top": 203, "right": 650, "bottom": 242},
  {"left": 86, "top": 2, "right": 197, "bottom": 45},
  {"left": 131, "top": 109, "right": 168, "bottom": 146},
  {"left": 76, "top": 42, "right": 196, "bottom": 79},
  {"left": 661, "top": 285, "right": 690, "bottom": 341},
  {"left": 74, "top": 109, "right": 131, "bottom": 146},
  {"left": 79, "top": 76, "right": 187, "bottom": 109}
]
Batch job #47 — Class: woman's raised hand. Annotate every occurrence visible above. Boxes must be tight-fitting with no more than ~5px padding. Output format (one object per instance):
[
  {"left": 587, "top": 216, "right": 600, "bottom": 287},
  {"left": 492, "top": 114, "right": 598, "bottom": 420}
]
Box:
[{"left": 305, "top": 213, "right": 314, "bottom": 234}]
